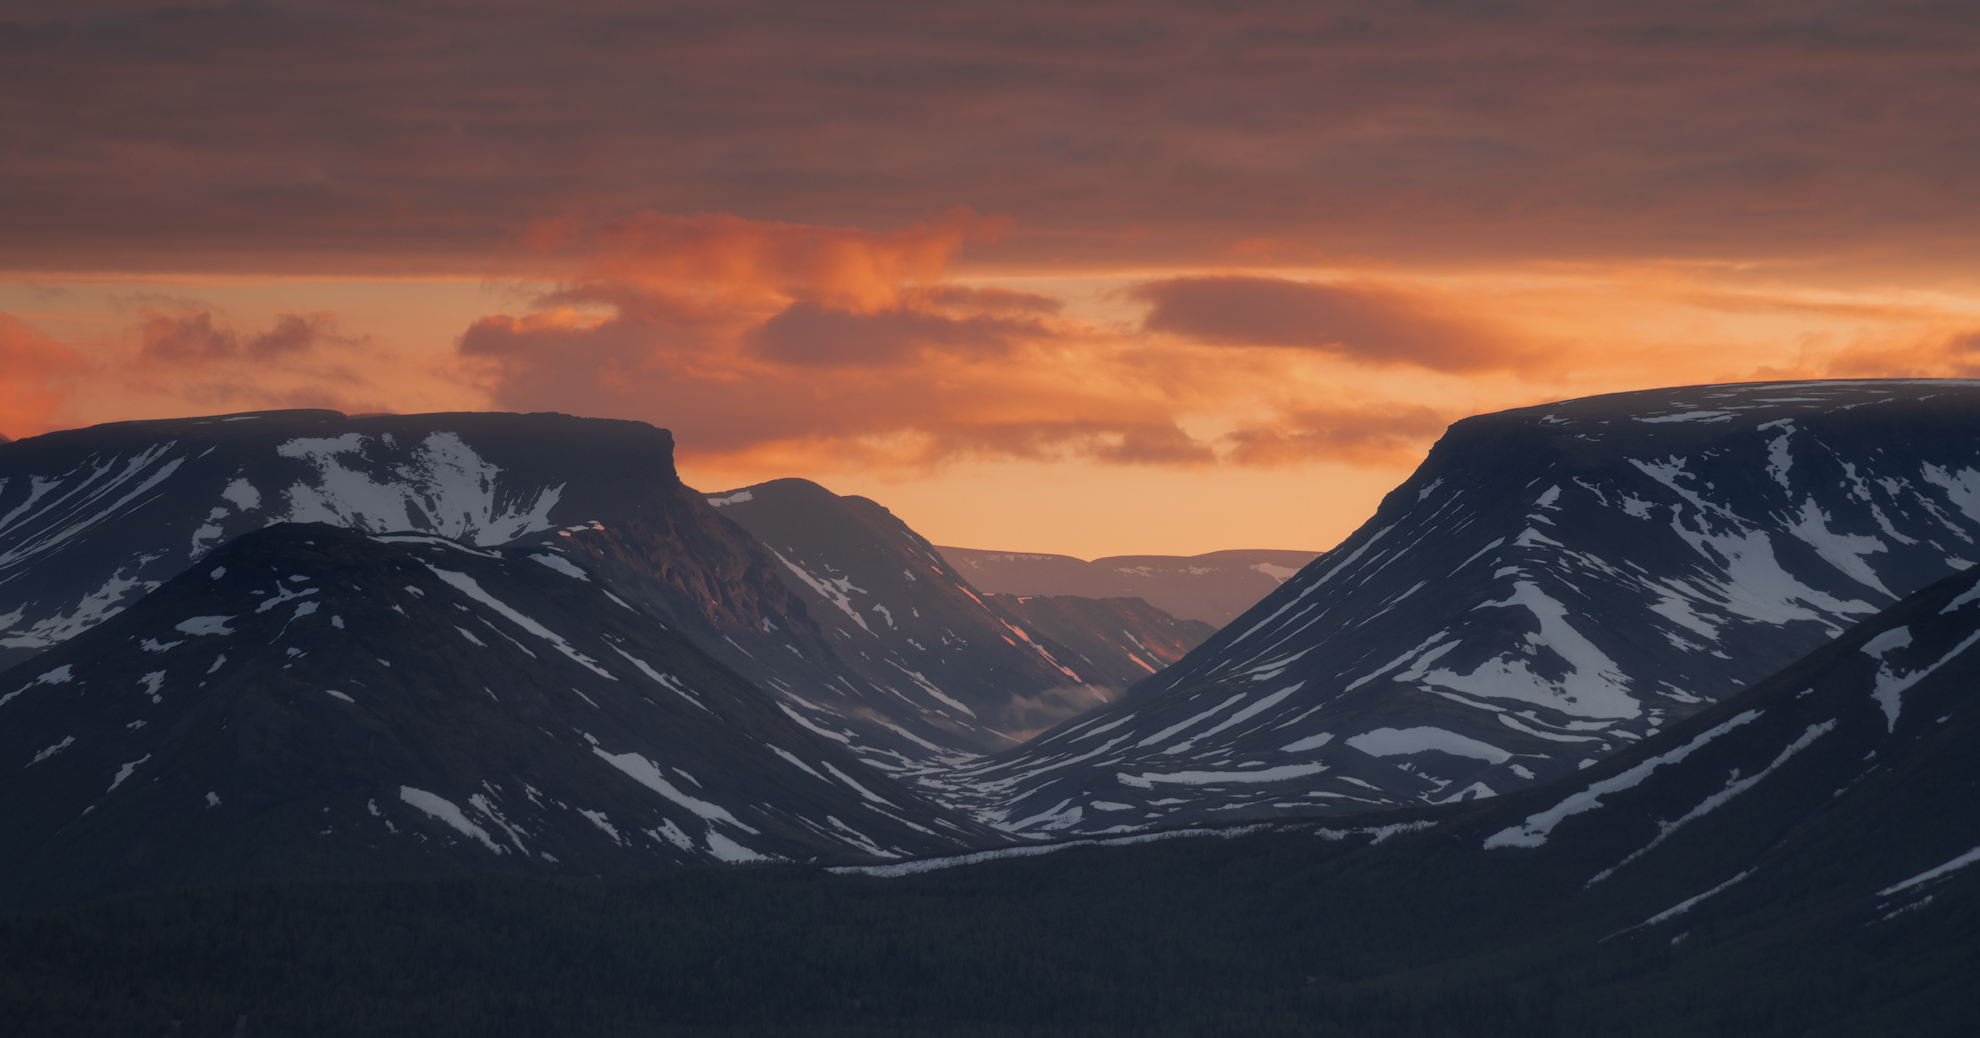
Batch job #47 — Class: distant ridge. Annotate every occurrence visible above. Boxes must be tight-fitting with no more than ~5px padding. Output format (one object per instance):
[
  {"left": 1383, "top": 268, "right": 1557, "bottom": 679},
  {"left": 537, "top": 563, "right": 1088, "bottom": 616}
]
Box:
[{"left": 935, "top": 546, "right": 1319, "bottom": 626}]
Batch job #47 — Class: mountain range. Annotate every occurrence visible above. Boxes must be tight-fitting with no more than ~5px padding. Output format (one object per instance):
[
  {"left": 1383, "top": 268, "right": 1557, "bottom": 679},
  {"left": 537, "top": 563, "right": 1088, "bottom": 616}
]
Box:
[
  {"left": 8, "top": 379, "right": 1980, "bottom": 927},
  {"left": 935, "top": 545, "right": 1318, "bottom": 625},
  {"left": 7, "top": 537, "right": 1978, "bottom": 1035}
]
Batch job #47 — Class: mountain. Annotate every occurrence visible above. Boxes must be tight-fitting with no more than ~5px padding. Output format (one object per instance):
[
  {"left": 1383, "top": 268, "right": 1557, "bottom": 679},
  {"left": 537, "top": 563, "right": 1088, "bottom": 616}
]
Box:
[
  {"left": 703, "top": 479, "right": 1209, "bottom": 746},
  {"left": 935, "top": 546, "right": 1320, "bottom": 625},
  {"left": 944, "top": 379, "right": 1980, "bottom": 835},
  {"left": 0, "top": 410, "right": 1060, "bottom": 771},
  {"left": 0, "top": 522, "right": 1005, "bottom": 912},
  {"left": 10, "top": 561, "right": 1980, "bottom": 1036}
]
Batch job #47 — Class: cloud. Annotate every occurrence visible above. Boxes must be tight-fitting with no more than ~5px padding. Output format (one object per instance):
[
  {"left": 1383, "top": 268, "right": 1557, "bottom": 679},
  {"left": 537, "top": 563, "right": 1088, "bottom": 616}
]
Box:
[
  {"left": 746, "top": 303, "right": 1033, "bottom": 366},
  {"left": 450, "top": 210, "right": 1482, "bottom": 475},
  {"left": 536, "top": 208, "right": 1000, "bottom": 311},
  {"left": 1820, "top": 329, "right": 1980, "bottom": 380},
  {"left": 137, "top": 309, "right": 350, "bottom": 363},
  {"left": 248, "top": 313, "right": 341, "bottom": 359},
  {"left": 1132, "top": 275, "right": 1537, "bottom": 373},
  {"left": 1221, "top": 403, "right": 1449, "bottom": 467},
  {"left": 5, "top": 2, "right": 1979, "bottom": 278},
  {"left": 458, "top": 210, "right": 1262, "bottom": 471},
  {"left": 0, "top": 315, "right": 87, "bottom": 440}
]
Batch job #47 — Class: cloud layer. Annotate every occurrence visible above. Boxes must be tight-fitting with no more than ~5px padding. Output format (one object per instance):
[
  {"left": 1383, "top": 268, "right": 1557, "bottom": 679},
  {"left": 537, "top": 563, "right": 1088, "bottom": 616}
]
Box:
[
  {"left": 1134, "top": 276, "right": 1534, "bottom": 372},
  {"left": 456, "top": 211, "right": 1248, "bottom": 471},
  {"left": 5, "top": 1, "right": 1980, "bottom": 276}
]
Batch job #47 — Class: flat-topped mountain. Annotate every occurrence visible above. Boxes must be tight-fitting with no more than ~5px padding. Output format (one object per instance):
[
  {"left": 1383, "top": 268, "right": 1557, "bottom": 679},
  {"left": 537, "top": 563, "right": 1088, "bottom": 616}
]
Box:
[
  {"left": 936, "top": 546, "right": 1319, "bottom": 626},
  {"left": 0, "top": 410, "right": 684, "bottom": 674},
  {"left": 0, "top": 523, "right": 1005, "bottom": 912},
  {"left": 945, "top": 380, "right": 1980, "bottom": 835}
]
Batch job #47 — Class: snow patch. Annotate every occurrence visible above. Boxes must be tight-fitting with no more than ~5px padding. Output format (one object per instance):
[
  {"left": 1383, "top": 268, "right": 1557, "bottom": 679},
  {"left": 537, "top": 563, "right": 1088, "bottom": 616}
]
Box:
[
  {"left": 1347, "top": 727, "right": 1511, "bottom": 764},
  {"left": 530, "top": 553, "right": 590, "bottom": 580},
  {"left": 175, "top": 616, "right": 236, "bottom": 636},
  {"left": 277, "top": 432, "right": 562, "bottom": 545},
  {"left": 591, "top": 748, "right": 759, "bottom": 833},
  {"left": 399, "top": 786, "right": 505, "bottom": 854},
  {"left": 1484, "top": 710, "right": 1762, "bottom": 849}
]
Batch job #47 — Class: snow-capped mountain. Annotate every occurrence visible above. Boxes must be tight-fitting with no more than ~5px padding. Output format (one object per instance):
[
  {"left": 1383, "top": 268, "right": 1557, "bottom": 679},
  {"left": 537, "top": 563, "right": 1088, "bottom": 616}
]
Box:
[
  {"left": 704, "top": 479, "right": 1210, "bottom": 748},
  {"left": 0, "top": 522, "right": 1006, "bottom": 911},
  {"left": 936, "top": 547, "right": 1320, "bottom": 626},
  {"left": 942, "top": 380, "right": 1980, "bottom": 835},
  {"left": 0, "top": 410, "right": 1145, "bottom": 773},
  {"left": 0, "top": 410, "right": 656, "bottom": 674}
]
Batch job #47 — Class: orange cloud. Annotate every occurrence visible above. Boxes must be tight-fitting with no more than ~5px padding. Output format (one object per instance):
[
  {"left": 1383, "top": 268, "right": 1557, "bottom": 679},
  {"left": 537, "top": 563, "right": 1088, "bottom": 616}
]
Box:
[
  {"left": 459, "top": 211, "right": 1261, "bottom": 472},
  {"left": 536, "top": 208, "right": 1002, "bottom": 313},
  {"left": 746, "top": 304, "right": 1039, "bottom": 367},
  {"left": 1132, "top": 275, "right": 1537, "bottom": 373},
  {"left": 1223, "top": 403, "right": 1450, "bottom": 467},
  {"left": 0, "top": 315, "right": 86, "bottom": 440},
  {"left": 137, "top": 309, "right": 351, "bottom": 364}
]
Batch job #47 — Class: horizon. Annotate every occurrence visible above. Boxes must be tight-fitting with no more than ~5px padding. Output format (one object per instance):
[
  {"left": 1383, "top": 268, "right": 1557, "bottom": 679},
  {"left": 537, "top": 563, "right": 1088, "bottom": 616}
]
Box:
[{"left": 6, "top": 2, "right": 1979, "bottom": 558}]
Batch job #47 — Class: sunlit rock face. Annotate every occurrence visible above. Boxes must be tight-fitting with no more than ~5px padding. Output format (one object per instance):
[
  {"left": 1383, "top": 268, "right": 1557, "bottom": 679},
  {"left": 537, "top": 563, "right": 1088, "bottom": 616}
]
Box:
[
  {"left": 946, "top": 380, "right": 1980, "bottom": 836},
  {"left": 0, "top": 523, "right": 1007, "bottom": 911}
]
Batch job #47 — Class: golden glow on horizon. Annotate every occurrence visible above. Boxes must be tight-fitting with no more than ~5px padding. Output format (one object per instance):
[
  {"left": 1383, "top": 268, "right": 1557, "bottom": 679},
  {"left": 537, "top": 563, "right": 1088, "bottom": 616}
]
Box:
[{"left": 8, "top": 232, "right": 1980, "bottom": 558}]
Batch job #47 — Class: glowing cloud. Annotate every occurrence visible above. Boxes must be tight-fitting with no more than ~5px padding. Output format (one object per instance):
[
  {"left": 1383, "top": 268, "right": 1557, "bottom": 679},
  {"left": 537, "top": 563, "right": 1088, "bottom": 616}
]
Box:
[
  {"left": 1133, "top": 276, "right": 1538, "bottom": 373},
  {"left": 0, "top": 315, "right": 86, "bottom": 440}
]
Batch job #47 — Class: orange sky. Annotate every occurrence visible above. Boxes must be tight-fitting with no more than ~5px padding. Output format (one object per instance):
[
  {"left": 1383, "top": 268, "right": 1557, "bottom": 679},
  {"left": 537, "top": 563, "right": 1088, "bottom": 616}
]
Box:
[{"left": 6, "top": 2, "right": 1980, "bottom": 558}]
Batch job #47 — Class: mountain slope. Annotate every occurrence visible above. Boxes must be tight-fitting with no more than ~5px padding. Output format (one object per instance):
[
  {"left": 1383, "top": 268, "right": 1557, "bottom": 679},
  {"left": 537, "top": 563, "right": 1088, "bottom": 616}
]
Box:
[
  {"left": 983, "top": 593, "right": 1213, "bottom": 696},
  {"left": 936, "top": 546, "right": 1319, "bottom": 625},
  {"left": 1414, "top": 552, "right": 1980, "bottom": 947},
  {"left": 944, "top": 379, "right": 1980, "bottom": 835},
  {"left": 705, "top": 478, "right": 1204, "bottom": 747},
  {"left": 0, "top": 522, "right": 1005, "bottom": 912}
]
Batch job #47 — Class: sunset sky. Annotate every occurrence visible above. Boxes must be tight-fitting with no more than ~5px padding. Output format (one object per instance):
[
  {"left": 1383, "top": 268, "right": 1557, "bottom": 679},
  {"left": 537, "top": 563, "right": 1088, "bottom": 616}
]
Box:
[{"left": 5, "top": 1, "right": 1980, "bottom": 558}]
